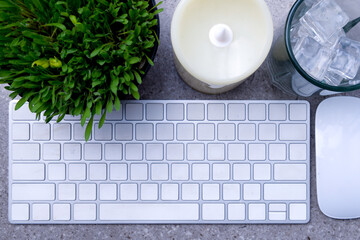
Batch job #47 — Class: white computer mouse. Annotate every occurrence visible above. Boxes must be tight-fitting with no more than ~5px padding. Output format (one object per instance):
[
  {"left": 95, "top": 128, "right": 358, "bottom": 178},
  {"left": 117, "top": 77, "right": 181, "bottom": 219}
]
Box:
[{"left": 316, "top": 96, "right": 360, "bottom": 219}]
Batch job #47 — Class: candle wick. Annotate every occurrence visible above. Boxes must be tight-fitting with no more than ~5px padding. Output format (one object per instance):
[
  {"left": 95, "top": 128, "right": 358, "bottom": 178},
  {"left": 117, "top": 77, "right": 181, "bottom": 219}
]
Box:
[{"left": 209, "top": 24, "right": 233, "bottom": 48}]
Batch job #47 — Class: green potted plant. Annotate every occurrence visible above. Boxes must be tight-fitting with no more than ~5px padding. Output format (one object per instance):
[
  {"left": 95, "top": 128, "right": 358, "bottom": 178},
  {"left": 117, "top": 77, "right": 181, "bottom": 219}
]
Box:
[{"left": 0, "top": 0, "right": 162, "bottom": 140}]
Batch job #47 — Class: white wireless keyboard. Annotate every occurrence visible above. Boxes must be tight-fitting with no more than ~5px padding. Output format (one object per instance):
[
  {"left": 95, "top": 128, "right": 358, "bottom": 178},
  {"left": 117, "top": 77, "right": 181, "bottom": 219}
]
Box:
[{"left": 8, "top": 100, "right": 310, "bottom": 224}]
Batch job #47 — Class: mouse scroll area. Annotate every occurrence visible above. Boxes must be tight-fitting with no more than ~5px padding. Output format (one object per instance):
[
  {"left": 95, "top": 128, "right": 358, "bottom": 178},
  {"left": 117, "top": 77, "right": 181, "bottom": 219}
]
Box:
[{"left": 316, "top": 96, "right": 360, "bottom": 219}]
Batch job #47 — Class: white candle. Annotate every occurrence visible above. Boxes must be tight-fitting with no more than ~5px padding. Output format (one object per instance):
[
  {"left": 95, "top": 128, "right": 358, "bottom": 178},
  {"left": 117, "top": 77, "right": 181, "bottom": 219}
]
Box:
[{"left": 171, "top": 0, "right": 273, "bottom": 94}]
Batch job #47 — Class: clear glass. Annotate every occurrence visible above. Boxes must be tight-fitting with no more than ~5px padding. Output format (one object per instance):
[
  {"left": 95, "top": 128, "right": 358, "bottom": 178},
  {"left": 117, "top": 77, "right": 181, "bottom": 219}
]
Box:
[{"left": 268, "top": 0, "right": 360, "bottom": 97}]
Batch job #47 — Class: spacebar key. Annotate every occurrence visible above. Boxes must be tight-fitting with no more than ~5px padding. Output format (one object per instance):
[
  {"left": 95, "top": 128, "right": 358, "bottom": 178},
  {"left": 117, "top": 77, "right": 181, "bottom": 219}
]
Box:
[{"left": 100, "top": 204, "right": 199, "bottom": 221}]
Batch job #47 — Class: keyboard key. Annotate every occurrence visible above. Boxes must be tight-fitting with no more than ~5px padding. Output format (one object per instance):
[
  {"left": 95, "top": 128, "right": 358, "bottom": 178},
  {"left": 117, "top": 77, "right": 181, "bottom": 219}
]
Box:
[
  {"left": 269, "top": 204, "right": 286, "bottom": 212},
  {"left": 146, "top": 143, "right": 164, "bottom": 160},
  {"left": 166, "top": 103, "right": 184, "bottom": 121},
  {"left": 68, "top": 163, "right": 86, "bottom": 180},
  {"left": 32, "top": 123, "right": 50, "bottom": 140},
  {"left": 238, "top": 124, "right": 256, "bottom": 141},
  {"left": 12, "top": 123, "right": 30, "bottom": 141},
  {"left": 64, "top": 115, "right": 81, "bottom": 121},
  {"left": 187, "top": 103, "right": 205, "bottom": 121},
  {"left": 197, "top": 123, "right": 215, "bottom": 141},
  {"left": 253, "top": 164, "right": 271, "bottom": 180},
  {"left": 53, "top": 204, "right": 70, "bottom": 221},
  {"left": 99, "top": 184, "right": 117, "bottom": 201},
  {"left": 249, "top": 144, "right": 266, "bottom": 160},
  {"left": 79, "top": 184, "right": 97, "bottom": 200},
  {"left": 228, "top": 144, "right": 246, "bottom": 161},
  {"left": 269, "top": 144, "right": 286, "bottom": 161},
  {"left": 228, "top": 204, "right": 245, "bottom": 220},
  {"left": 269, "top": 103, "right": 286, "bottom": 121},
  {"left": 12, "top": 184, "right": 55, "bottom": 200},
  {"left": 12, "top": 103, "right": 35, "bottom": 120},
  {"left": 12, "top": 143, "right": 40, "bottom": 161},
  {"left": 63, "top": 143, "right": 81, "bottom": 160},
  {"left": 74, "top": 204, "right": 96, "bottom": 221},
  {"left": 212, "top": 164, "right": 230, "bottom": 180},
  {"left": 171, "top": 164, "right": 189, "bottom": 180},
  {"left": 208, "top": 143, "right": 225, "bottom": 161},
  {"left": 32, "top": 204, "right": 50, "bottom": 221},
  {"left": 146, "top": 103, "right": 164, "bottom": 121},
  {"left": 166, "top": 144, "right": 184, "bottom": 161},
  {"left": 115, "top": 123, "right": 133, "bottom": 141},
  {"left": 218, "top": 124, "right": 235, "bottom": 141},
  {"left": 161, "top": 184, "right": 179, "bottom": 200},
  {"left": 258, "top": 124, "right": 276, "bottom": 141},
  {"left": 233, "top": 164, "right": 251, "bottom": 180},
  {"left": 109, "top": 164, "right": 127, "bottom": 181},
  {"left": 192, "top": 164, "right": 210, "bottom": 181},
  {"left": 177, "top": 123, "right": 194, "bottom": 141},
  {"left": 207, "top": 103, "right": 225, "bottom": 121},
  {"left": 202, "top": 184, "right": 220, "bottom": 200},
  {"left": 269, "top": 212, "right": 286, "bottom": 221},
  {"left": 182, "top": 184, "right": 199, "bottom": 200},
  {"left": 106, "top": 107, "right": 123, "bottom": 120},
  {"left": 126, "top": 103, "right": 143, "bottom": 120},
  {"left": 130, "top": 164, "right": 148, "bottom": 180},
  {"left": 105, "top": 143, "right": 122, "bottom": 160},
  {"left": 274, "top": 164, "right": 307, "bottom": 180},
  {"left": 11, "top": 204, "right": 29, "bottom": 221},
  {"left": 151, "top": 164, "right": 169, "bottom": 181},
  {"left": 228, "top": 103, "right": 246, "bottom": 121},
  {"left": 100, "top": 204, "right": 199, "bottom": 221},
  {"left": 248, "top": 204, "right": 266, "bottom": 220},
  {"left": 289, "top": 144, "right": 307, "bottom": 160},
  {"left": 264, "top": 184, "right": 307, "bottom": 200},
  {"left": 243, "top": 184, "right": 261, "bottom": 200},
  {"left": 202, "top": 204, "right": 224, "bottom": 220},
  {"left": 279, "top": 124, "right": 307, "bottom": 141},
  {"left": 94, "top": 123, "right": 112, "bottom": 141},
  {"left": 58, "top": 183, "right": 76, "bottom": 201},
  {"left": 289, "top": 203, "right": 307, "bottom": 220},
  {"left": 248, "top": 103, "right": 266, "bottom": 121},
  {"left": 136, "top": 123, "right": 154, "bottom": 141},
  {"left": 73, "top": 123, "right": 91, "bottom": 141},
  {"left": 89, "top": 164, "right": 107, "bottom": 180},
  {"left": 223, "top": 184, "right": 240, "bottom": 200},
  {"left": 141, "top": 184, "right": 158, "bottom": 200},
  {"left": 156, "top": 123, "right": 174, "bottom": 141},
  {"left": 84, "top": 143, "right": 102, "bottom": 161},
  {"left": 48, "top": 163, "right": 65, "bottom": 181},
  {"left": 43, "top": 143, "right": 61, "bottom": 161},
  {"left": 289, "top": 104, "right": 307, "bottom": 121},
  {"left": 120, "top": 184, "right": 138, "bottom": 200},
  {"left": 125, "top": 143, "right": 143, "bottom": 161},
  {"left": 187, "top": 143, "right": 204, "bottom": 161},
  {"left": 53, "top": 123, "right": 71, "bottom": 141},
  {"left": 12, "top": 163, "right": 44, "bottom": 180}
]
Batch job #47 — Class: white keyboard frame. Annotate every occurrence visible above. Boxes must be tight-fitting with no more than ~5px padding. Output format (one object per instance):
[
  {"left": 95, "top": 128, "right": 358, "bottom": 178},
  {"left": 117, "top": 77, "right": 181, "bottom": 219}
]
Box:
[{"left": 8, "top": 100, "right": 310, "bottom": 224}]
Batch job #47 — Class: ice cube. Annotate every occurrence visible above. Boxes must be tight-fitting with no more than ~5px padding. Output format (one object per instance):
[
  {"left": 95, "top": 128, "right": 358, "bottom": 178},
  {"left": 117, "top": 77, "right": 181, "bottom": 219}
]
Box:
[
  {"left": 323, "top": 71, "right": 344, "bottom": 86},
  {"left": 291, "top": 72, "right": 321, "bottom": 97},
  {"left": 300, "top": 0, "right": 349, "bottom": 44},
  {"left": 304, "top": 0, "right": 321, "bottom": 7},
  {"left": 294, "top": 37, "right": 334, "bottom": 80},
  {"left": 328, "top": 37, "right": 360, "bottom": 79}
]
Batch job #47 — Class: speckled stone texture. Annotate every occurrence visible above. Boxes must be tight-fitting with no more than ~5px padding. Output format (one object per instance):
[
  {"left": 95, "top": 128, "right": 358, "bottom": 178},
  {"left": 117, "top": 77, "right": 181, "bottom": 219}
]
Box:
[{"left": 1, "top": 0, "right": 360, "bottom": 239}]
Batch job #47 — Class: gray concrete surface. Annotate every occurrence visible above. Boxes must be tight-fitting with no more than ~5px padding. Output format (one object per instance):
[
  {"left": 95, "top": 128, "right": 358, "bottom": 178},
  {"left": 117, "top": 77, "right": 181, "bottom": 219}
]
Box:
[{"left": 1, "top": 0, "right": 360, "bottom": 239}]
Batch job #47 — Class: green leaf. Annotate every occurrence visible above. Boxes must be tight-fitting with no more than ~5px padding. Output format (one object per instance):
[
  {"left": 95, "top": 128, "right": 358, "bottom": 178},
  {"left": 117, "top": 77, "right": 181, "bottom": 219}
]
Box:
[
  {"left": 15, "top": 98, "right": 27, "bottom": 110},
  {"left": 132, "top": 90, "right": 140, "bottom": 100},
  {"left": 98, "top": 111, "right": 106, "bottom": 128},
  {"left": 95, "top": 101, "right": 102, "bottom": 115},
  {"left": 85, "top": 115, "right": 94, "bottom": 141},
  {"left": 90, "top": 46, "right": 104, "bottom": 58},
  {"left": 106, "top": 97, "right": 113, "bottom": 114},
  {"left": 145, "top": 55, "right": 154, "bottom": 66},
  {"left": 134, "top": 71, "right": 142, "bottom": 84},
  {"left": 69, "top": 15, "right": 78, "bottom": 25},
  {"left": 114, "top": 96, "right": 121, "bottom": 111},
  {"left": 128, "top": 57, "right": 141, "bottom": 65},
  {"left": 110, "top": 77, "right": 119, "bottom": 94},
  {"left": 44, "top": 23, "right": 66, "bottom": 31}
]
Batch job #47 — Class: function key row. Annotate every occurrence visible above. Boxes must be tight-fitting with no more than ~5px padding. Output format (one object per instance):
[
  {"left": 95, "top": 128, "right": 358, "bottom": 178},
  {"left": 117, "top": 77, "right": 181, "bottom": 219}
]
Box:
[{"left": 12, "top": 102, "right": 308, "bottom": 122}]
